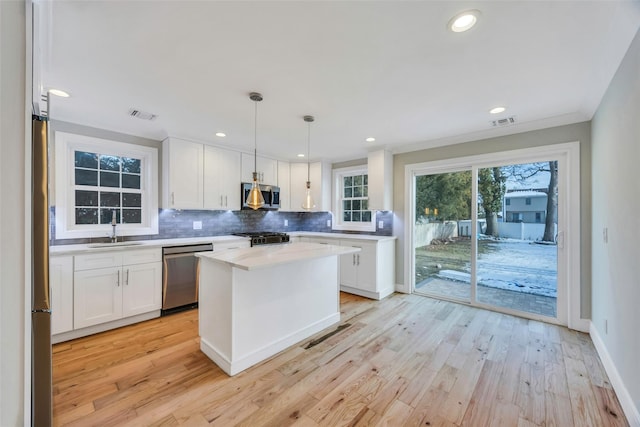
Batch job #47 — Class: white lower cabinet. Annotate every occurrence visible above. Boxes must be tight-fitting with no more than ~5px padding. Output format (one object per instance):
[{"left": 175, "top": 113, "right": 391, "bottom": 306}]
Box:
[
  {"left": 74, "top": 248, "right": 162, "bottom": 330},
  {"left": 338, "top": 239, "right": 395, "bottom": 300},
  {"left": 339, "top": 241, "right": 377, "bottom": 293},
  {"left": 299, "top": 236, "right": 395, "bottom": 300},
  {"left": 50, "top": 255, "right": 74, "bottom": 335},
  {"left": 74, "top": 266, "right": 123, "bottom": 328}
]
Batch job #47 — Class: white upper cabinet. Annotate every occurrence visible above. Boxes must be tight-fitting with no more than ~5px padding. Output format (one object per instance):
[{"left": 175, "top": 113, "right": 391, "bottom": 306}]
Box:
[
  {"left": 367, "top": 149, "right": 393, "bottom": 211},
  {"left": 241, "top": 153, "right": 278, "bottom": 185},
  {"left": 289, "top": 163, "right": 309, "bottom": 211},
  {"left": 162, "top": 138, "right": 204, "bottom": 209},
  {"left": 163, "top": 137, "right": 241, "bottom": 210},
  {"left": 204, "top": 146, "right": 241, "bottom": 210},
  {"left": 277, "top": 161, "right": 291, "bottom": 211},
  {"left": 290, "top": 161, "right": 331, "bottom": 211}
]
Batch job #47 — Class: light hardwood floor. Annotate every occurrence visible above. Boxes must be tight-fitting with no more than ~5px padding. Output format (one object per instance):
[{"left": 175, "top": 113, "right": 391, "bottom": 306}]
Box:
[{"left": 53, "top": 292, "right": 628, "bottom": 426}]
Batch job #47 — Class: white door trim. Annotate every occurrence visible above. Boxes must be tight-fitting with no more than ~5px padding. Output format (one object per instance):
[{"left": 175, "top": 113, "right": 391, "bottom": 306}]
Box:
[{"left": 404, "top": 142, "right": 585, "bottom": 331}]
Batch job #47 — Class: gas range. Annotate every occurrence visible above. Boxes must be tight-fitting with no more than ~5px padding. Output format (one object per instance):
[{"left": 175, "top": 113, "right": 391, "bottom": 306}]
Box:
[{"left": 233, "top": 232, "right": 290, "bottom": 247}]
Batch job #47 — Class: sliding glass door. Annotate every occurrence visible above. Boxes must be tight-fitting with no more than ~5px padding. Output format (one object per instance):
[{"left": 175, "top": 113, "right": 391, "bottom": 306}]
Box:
[
  {"left": 414, "top": 170, "right": 472, "bottom": 303},
  {"left": 411, "top": 153, "right": 566, "bottom": 322},
  {"left": 475, "top": 162, "right": 558, "bottom": 317}
]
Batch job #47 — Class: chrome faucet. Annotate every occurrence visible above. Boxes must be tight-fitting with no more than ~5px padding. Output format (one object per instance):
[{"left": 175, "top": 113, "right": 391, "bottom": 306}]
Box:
[{"left": 111, "top": 210, "right": 118, "bottom": 243}]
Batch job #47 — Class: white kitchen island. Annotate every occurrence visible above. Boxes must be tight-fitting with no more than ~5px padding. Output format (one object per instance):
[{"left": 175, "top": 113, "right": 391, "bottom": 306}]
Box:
[{"left": 196, "top": 242, "right": 360, "bottom": 376}]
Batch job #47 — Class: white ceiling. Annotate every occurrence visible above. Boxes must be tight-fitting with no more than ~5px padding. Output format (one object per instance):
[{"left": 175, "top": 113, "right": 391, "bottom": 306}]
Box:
[{"left": 38, "top": 1, "right": 640, "bottom": 163}]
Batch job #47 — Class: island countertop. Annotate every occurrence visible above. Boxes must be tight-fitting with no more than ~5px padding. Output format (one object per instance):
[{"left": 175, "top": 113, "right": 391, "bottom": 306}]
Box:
[{"left": 195, "top": 241, "right": 359, "bottom": 271}]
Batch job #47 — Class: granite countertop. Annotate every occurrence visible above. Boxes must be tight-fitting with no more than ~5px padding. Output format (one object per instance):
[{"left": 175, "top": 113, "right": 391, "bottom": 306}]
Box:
[{"left": 196, "top": 241, "right": 360, "bottom": 271}]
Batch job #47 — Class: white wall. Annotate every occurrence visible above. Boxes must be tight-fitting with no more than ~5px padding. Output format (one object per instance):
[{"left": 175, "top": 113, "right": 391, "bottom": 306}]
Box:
[
  {"left": 591, "top": 27, "right": 640, "bottom": 423},
  {"left": 0, "top": 0, "right": 27, "bottom": 425}
]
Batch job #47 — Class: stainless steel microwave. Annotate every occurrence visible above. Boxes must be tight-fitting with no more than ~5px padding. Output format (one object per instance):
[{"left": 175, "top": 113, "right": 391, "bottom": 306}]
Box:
[{"left": 241, "top": 182, "right": 281, "bottom": 210}]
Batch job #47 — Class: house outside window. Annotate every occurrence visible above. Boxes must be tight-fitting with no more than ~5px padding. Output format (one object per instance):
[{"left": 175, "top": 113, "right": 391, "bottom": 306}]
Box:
[
  {"left": 525, "top": 197, "right": 532, "bottom": 205},
  {"left": 535, "top": 212, "right": 542, "bottom": 223},
  {"left": 74, "top": 151, "right": 143, "bottom": 225},
  {"left": 505, "top": 198, "right": 511, "bottom": 205},
  {"left": 332, "top": 166, "right": 375, "bottom": 231},
  {"left": 55, "top": 132, "right": 158, "bottom": 239}
]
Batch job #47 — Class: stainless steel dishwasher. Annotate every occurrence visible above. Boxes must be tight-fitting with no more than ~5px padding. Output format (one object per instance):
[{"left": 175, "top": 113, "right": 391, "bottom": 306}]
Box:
[{"left": 162, "top": 243, "right": 213, "bottom": 315}]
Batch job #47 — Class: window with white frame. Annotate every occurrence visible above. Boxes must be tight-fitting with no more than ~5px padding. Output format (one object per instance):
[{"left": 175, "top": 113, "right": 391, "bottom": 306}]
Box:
[
  {"left": 55, "top": 132, "right": 158, "bottom": 239},
  {"left": 332, "top": 166, "right": 375, "bottom": 231}
]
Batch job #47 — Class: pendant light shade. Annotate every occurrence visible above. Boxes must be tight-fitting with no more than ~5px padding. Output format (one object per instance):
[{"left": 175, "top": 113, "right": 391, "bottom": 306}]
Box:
[
  {"left": 246, "top": 92, "right": 265, "bottom": 210},
  {"left": 301, "top": 115, "right": 316, "bottom": 211}
]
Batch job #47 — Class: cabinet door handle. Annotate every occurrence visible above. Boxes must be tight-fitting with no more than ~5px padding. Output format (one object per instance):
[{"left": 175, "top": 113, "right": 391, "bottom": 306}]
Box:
[
  {"left": 352, "top": 254, "right": 356, "bottom": 265},
  {"left": 126, "top": 269, "right": 129, "bottom": 286},
  {"left": 357, "top": 254, "right": 360, "bottom": 265},
  {"left": 117, "top": 270, "right": 120, "bottom": 287},
  {"left": 225, "top": 195, "right": 228, "bottom": 206},
  {"left": 220, "top": 195, "right": 223, "bottom": 206},
  {"left": 171, "top": 192, "right": 175, "bottom": 205}
]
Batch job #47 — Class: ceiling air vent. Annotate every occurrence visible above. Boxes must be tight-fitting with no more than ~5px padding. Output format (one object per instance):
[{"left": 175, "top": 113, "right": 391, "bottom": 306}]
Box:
[
  {"left": 128, "top": 108, "right": 158, "bottom": 121},
  {"left": 490, "top": 116, "right": 517, "bottom": 127}
]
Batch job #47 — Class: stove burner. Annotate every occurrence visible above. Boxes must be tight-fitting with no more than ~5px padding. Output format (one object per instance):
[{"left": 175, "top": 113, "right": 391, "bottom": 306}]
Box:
[{"left": 233, "top": 232, "right": 290, "bottom": 246}]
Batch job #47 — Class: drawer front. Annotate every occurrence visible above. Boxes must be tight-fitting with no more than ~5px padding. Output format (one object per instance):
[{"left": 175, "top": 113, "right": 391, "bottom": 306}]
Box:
[
  {"left": 75, "top": 252, "right": 123, "bottom": 271},
  {"left": 122, "top": 248, "right": 162, "bottom": 265}
]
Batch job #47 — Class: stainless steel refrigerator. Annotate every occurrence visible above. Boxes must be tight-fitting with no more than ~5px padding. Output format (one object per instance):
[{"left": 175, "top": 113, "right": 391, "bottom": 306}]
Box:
[{"left": 31, "top": 114, "right": 52, "bottom": 425}]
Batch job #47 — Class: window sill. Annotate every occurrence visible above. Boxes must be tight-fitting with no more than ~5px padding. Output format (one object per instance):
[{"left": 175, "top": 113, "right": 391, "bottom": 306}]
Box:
[{"left": 332, "top": 222, "right": 376, "bottom": 233}]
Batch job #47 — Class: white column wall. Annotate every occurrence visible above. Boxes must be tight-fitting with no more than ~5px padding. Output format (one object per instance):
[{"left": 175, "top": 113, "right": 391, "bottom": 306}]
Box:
[
  {"left": 0, "top": 0, "right": 28, "bottom": 425},
  {"left": 591, "top": 28, "right": 640, "bottom": 423}
]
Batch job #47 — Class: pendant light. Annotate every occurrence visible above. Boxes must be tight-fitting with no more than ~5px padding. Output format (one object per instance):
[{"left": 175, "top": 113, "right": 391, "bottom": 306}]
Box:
[
  {"left": 301, "top": 115, "right": 316, "bottom": 211},
  {"left": 246, "top": 92, "right": 265, "bottom": 210}
]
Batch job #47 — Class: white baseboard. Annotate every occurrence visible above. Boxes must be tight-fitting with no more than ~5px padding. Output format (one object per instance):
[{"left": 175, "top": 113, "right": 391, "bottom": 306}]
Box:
[
  {"left": 340, "top": 285, "right": 394, "bottom": 300},
  {"left": 590, "top": 321, "right": 640, "bottom": 427},
  {"left": 201, "top": 313, "right": 340, "bottom": 376},
  {"left": 394, "top": 283, "right": 409, "bottom": 294},
  {"left": 569, "top": 317, "right": 590, "bottom": 333},
  {"left": 52, "top": 310, "right": 160, "bottom": 344}
]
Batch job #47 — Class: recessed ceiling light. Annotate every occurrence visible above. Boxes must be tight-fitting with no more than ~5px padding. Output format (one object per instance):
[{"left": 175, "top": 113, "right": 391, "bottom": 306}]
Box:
[
  {"left": 448, "top": 10, "right": 480, "bottom": 33},
  {"left": 297, "top": 154, "right": 305, "bottom": 158},
  {"left": 489, "top": 106, "right": 506, "bottom": 114},
  {"left": 365, "top": 137, "right": 376, "bottom": 142},
  {"left": 215, "top": 132, "right": 226, "bottom": 137},
  {"left": 48, "top": 89, "right": 70, "bottom": 97}
]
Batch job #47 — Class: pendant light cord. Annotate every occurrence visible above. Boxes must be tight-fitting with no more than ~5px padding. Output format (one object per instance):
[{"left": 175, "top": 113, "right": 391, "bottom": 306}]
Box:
[
  {"left": 307, "top": 121, "right": 311, "bottom": 182},
  {"left": 254, "top": 100, "right": 258, "bottom": 174}
]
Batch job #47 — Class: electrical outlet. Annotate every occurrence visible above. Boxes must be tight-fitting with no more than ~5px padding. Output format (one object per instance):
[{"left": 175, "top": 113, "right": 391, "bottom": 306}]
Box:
[
  {"left": 284, "top": 219, "right": 288, "bottom": 227},
  {"left": 326, "top": 219, "right": 331, "bottom": 227},
  {"left": 193, "top": 221, "right": 202, "bottom": 230},
  {"left": 378, "top": 220, "right": 384, "bottom": 229}
]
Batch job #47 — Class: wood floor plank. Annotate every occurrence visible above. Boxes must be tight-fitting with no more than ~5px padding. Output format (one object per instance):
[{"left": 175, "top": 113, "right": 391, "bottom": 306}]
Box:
[
  {"left": 460, "top": 359, "right": 504, "bottom": 426},
  {"left": 52, "top": 292, "right": 630, "bottom": 426}
]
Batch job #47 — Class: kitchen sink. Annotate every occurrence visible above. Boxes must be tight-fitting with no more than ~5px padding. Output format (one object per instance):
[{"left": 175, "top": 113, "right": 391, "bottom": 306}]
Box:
[{"left": 87, "top": 241, "right": 145, "bottom": 248}]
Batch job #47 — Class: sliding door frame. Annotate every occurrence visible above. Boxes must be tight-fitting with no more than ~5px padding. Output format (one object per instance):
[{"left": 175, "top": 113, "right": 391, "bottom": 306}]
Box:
[{"left": 404, "top": 142, "right": 585, "bottom": 331}]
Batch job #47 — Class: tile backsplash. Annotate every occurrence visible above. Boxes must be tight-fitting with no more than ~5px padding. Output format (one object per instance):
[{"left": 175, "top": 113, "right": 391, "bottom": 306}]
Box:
[{"left": 50, "top": 208, "right": 393, "bottom": 245}]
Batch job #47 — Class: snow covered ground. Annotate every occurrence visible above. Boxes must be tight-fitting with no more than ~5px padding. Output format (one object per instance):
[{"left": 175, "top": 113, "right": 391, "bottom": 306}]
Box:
[{"left": 436, "top": 238, "right": 557, "bottom": 298}]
